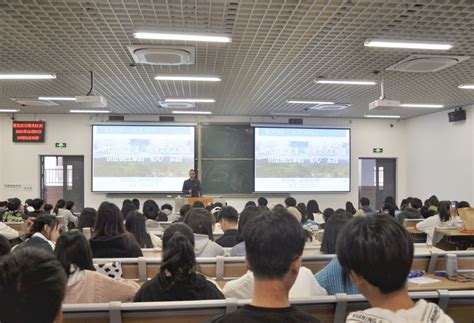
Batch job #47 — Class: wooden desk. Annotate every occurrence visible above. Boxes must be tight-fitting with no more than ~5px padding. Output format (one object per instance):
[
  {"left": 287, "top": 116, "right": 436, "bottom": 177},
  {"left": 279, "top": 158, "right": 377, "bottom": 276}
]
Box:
[
  {"left": 406, "top": 227, "right": 424, "bottom": 235},
  {"left": 436, "top": 228, "right": 474, "bottom": 250},
  {"left": 408, "top": 274, "right": 474, "bottom": 291},
  {"left": 436, "top": 228, "right": 474, "bottom": 237},
  {"left": 406, "top": 227, "right": 427, "bottom": 243}
]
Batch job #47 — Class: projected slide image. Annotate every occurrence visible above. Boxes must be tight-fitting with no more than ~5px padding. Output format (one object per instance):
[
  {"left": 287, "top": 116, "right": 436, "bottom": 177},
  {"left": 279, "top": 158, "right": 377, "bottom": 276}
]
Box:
[
  {"left": 92, "top": 125, "right": 194, "bottom": 192},
  {"left": 255, "top": 128, "right": 350, "bottom": 192}
]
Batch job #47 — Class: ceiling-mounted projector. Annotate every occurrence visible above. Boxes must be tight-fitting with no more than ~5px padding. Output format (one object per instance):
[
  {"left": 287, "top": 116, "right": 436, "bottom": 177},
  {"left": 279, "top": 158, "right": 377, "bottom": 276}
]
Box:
[
  {"left": 75, "top": 96, "right": 107, "bottom": 108},
  {"left": 369, "top": 99, "right": 400, "bottom": 111}
]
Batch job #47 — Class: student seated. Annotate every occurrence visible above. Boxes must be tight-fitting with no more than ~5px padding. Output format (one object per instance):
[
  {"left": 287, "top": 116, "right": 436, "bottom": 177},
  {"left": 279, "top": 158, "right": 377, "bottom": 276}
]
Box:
[
  {"left": 397, "top": 197, "right": 423, "bottom": 223},
  {"left": 54, "top": 199, "right": 78, "bottom": 229},
  {"left": 305, "top": 199, "right": 323, "bottom": 224},
  {"left": 0, "top": 248, "right": 66, "bottom": 323},
  {"left": 183, "top": 208, "right": 224, "bottom": 257},
  {"left": 13, "top": 215, "right": 60, "bottom": 253},
  {"left": 1, "top": 198, "right": 27, "bottom": 222},
  {"left": 77, "top": 207, "right": 97, "bottom": 231},
  {"left": 89, "top": 202, "right": 143, "bottom": 258},
  {"left": 230, "top": 206, "right": 263, "bottom": 257},
  {"left": 284, "top": 196, "right": 297, "bottom": 208},
  {"left": 320, "top": 209, "right": 352, "bottom": 254},
  {"left": 339, "top": 215, "right": 453, "bottom": 323},
  {"left": 345, "top": 201, "right": 357, "bottom": 215},
  {"left": 121, "top": 199, "right": 137, "bottom": 220},
  {"left": 125, "top": 211, "right": 162, "bottom": 248},
  {"left": 0, "top": 235, "right": 11, "bottom": 256},
  {"left": 215, "top": 206, "right": 239, "bottom": 247},
  {"left": 355, "top": 197, "right": 376, "bottom": 217},
  {"left": 416, "top": 201, "right": 459, "bottom": 244},
  {"left": 134, "top": 223, "right": 224, "bottom": 302},
  {"left": 28, "top": 198, "right": 47, "bottom": 217},
  {"left": 0, "top": 220, "right": 19, "bottom": 241},
  {"left": 55, "top": 231, "right": 140, "bottom": 303},
  {"left": 209, "top": 209, "right": 321, "bottom": 322},
  {"left": 257, "top": 197, "right": 268, "bottom": 207}
]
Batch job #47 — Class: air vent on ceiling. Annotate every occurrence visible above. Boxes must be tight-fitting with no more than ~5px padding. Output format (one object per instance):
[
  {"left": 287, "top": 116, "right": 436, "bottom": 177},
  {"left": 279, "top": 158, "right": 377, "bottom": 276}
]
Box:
[
  {"left": 308, "top": 104, "right": 350, "bottom": 111},
  {"left": 158, "top": 102, "right": 195, "bottom": 109},
  {"left": 10, "top": 98, "right": 58, "bottom": 107},
  {"left": 128, "top": 45, "right": 195, "bottom": 65},
  {"left": 386, "top": 54, "right": 470, "bottom": 73}
]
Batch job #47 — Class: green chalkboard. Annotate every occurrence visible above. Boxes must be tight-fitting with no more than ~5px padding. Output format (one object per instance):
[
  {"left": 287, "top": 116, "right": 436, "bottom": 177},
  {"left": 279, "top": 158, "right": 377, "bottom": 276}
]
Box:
[
  {"left": 201, "top": 160, "right": 254, "bottom": 194},
  {"left": 200, "top": 125, "right": 254, "bottom": 194},
  {"left": 202, "top": 125, "right": 254, "bottom": 158}
]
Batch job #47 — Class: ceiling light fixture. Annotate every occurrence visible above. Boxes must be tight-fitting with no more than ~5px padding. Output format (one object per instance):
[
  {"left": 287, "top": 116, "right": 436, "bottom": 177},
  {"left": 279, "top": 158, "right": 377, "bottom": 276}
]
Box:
[
  {"left": 0, "top": 109, "right": 19, "bottom": 113},
  {"left": 134, "top": 32, "right": 231, "bottom": 43},
  {"left": 155, "top": 75, "right": 221, "bottom": 82},
  {"left": 70, "top": 110, "right": 110, "bottom": 113},
  {"left": 165, "top": 98, "right": 215, "bottom": 103},
  {"left": 286, "top": 99, "right": 335, "bottom": 105},
  {"left": 458, "top": 84, "right": 474, "bottom": 89},
  {"left": 400, "top": 104, "right": 444, "bottom": 108},
  {"left": 172, "top": 110, "right": 212, "bottom": 115},
  {"left": 0, "top": 74, "right": 56, "bottom": 80},
  {"left": 38, "top": 97, "right": 76, "bottom": 101},
  {"left": 315, "top": 79, "right": 377, "bottom": 85},
  {"left": 364, "top": 114, "right": 401, "bottom": 119},
  {"left": 364, "top": 39, "right": 452, "bottom": 50}
]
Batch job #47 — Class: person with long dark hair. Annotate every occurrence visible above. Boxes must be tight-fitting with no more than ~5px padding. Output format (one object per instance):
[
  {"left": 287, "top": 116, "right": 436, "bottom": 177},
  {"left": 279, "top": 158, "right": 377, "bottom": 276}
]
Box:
[
  {"left": 305, "top": 200, "right": 323, "bottom": 222},
  {"left": 320, "top": 209, "right": 352, "bottom": 254},
  {"left": 89, "top": 202, "right": 143, "bottom": 258},
  {"left": 13, "top": 215, "right": 60, "bottom": 253},
  {"left": 77, "top": 207, "right": 97, "bottom": 231},
  {"left": 416, "top": 201, "right": 459, "bottom": 244},
  {"left": 345, "top": 201, "right": 357, "bottom": 215},
  {"left": 183, "top": 208, "right": 224, "bottom": 257},
  {"left": 133, "top": 223, "right": 224, "bottom": 302},
  {"left": 55, "top": 231, "right": 139, "bottom": 303},
  {"left": 121, "top": 199, "right": 136, "bottom": 220},
  {"left": 54, "top": 199, "right": 77, "bottom": 230},
  {"left": 125, "top": 211, "right": 162, "bottom": 248}
]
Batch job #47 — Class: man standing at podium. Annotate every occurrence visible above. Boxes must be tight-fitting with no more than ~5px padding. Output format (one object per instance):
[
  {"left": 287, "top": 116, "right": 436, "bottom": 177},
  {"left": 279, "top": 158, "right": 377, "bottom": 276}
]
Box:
[{"left": 182, "top": 169, "right": 202, "bottom": 197}]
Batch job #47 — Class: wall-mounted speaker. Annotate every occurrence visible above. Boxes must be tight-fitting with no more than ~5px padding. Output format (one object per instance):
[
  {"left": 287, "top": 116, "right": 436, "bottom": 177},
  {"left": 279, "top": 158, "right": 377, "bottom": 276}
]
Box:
[
  {"left": 108, "top": 115, "right": 124, "bottom": 121},
  {"left": 448, "top": 109, "right": 466, "bottom": 122},
  {"left": 159, "top": 116, "right": 175, "bottom": 122},
  {"left": 289, "top": 118, "right": 303, "bottom": 125}
]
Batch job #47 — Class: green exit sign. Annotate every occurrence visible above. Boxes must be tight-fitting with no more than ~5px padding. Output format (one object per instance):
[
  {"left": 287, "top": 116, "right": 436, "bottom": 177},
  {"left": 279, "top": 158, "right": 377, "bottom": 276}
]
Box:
[
  {"left": 373, "top": 148, "right": 383, "bottom": 153},
  {"left": 55, "top": 142, "right": 67, "bottom": 148}
]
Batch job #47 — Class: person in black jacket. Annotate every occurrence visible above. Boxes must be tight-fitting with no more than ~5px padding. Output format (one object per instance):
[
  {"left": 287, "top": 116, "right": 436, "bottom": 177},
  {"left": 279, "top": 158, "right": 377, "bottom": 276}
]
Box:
[
  {"left": 13, "top": 215, "right": 60, "bottom": 253},
  {"left": 89, "top": 202, "right": 142, "bottom": 258},
  {"left": 134, "top": 223, "right": 224, "bottom": 302},
  {"left": 215, "top": 206, "right": 239, "bottom": 247}
]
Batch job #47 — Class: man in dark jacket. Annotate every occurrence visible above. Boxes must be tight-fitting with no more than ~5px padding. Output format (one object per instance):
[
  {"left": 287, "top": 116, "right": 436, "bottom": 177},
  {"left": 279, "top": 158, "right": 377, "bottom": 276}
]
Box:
[
  {"left": 397, "top": 197, "right": 423, "bottom": 224},
  {"left": 215, "top": 206, "right": 239, "bottom": 247}
]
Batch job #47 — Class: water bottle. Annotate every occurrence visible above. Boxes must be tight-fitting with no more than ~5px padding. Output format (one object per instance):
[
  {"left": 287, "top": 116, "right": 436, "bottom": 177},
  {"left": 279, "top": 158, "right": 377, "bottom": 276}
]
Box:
[{"left": 446, "top": 254, "right": 458, "bottom": 277}]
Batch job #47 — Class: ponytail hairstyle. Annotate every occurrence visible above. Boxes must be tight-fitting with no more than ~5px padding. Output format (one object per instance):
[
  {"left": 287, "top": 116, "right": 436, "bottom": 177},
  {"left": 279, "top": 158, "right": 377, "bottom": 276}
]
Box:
[
  {"left": 53, "top": 199, "right": 66, "bottom": 215},
  {"left": 158, "top": 223, "right": 196, "bottom": 287},
  {"left": 438, "top": 201, "right": 451, "bottom": 222},
  {"left": 54, "top": 231, "right": 95, "bottom": 277},
  {"left": 27, "top": 215, "right": 59, "bottom": 239}
]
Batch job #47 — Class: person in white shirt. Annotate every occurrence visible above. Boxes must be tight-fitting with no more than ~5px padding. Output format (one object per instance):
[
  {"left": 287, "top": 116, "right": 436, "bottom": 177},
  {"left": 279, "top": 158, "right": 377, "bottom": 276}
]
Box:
[
  {"left": 338, "top": 215, "right": 453, "bottom": 323},
  {"left": 0, "top": 222, "right": 19, "bottom": 240},
  {"left": 54, "top": 199, "right": 78, "bottom": 230},
  {"left": 416, "top": 201, "right": 459, "bottom": 244}
]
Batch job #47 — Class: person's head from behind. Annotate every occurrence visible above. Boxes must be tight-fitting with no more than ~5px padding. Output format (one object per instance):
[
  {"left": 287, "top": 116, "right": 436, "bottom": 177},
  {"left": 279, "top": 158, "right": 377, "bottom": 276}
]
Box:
[
  {"left": 286, "top": 206, "right": 302, "bottom": 222},
  {"left": 438, "top": 201, "right": 452, "bottom": 222},
  {"left": 160, "top": 223, "right": 196, "bottom": 284},
  {"left": 0, "top": 248, "right": 66, "bottom": 323},
  {"left": 65, "top": 200, "right": 75, "bottom": 212},
  {"left": 257, "top": 197, "right": 268, "bottom": 207},
  {"left": 321, "top": 209, "right": 352, "bottom": 254},
  {"left": 296, "top": 202, "right": 306, "bottom": 217},
  {"left": 143, "top": 199, "right": 159, "bottom": 220},
  {"left": 179, "top": 204, "right": 192, "bottom": 220},
  {"left": 43, "top": 203, "right": 53, "bottom": 214},
  {"left": 161, "top": 203, "right": 173, "bottom": 216},
  {"left": 55, "top": 231, "right": 95, "bottom": 277},
  {"left": 383, "top": 196, "right": 396, "bottom": 206},
  {"left": 121, "top": 199, "right": 137, "bottom": 220},
  {"left": 192, "top": 201, "right": 205, "bottom": 208},
  {"left": 31, "top": 198, "right": 44, "bottom": 211},
  {"left": 457, "top": 201, "right": 470, "bottom": 209},
  {"left": 244, "top": 200, "right": 256, "bottom": 208},
  {"left": 125, "top": 211, "right": 151, "bottom": 248},
  {"left": 7, "top": 198, "right": 21, "bottom": 212},
  {"left": 345, "top": 201, "right": 357, "bottom": 215},
  {"left": 237, "top": 205, "right": 264, "bottom": 242},
  {"left": 284, "top": 196, "right": 297, "bottom": 208},
  {"left": 54, "top": 199, "right": 66, "bottom": 214},
  {"left": 381, "top": 203, "right": 396, "bottom": 217},
  {"left": 78, "top": 207, "right": 97, "bottom": 230},
  {"left": 429, "top": 195, "right": 440, "bottom": 208},
  {"left": 183, "top": 208, "right": 214, "bottom": 240},
  {"left": 410, "top": 197, "right": 422, "bottom": 210},
  {"left": 306, "top": 200, "right": 322, "bottom": 218},
  {"left": 217, "top": 206, "right": 239, "bottom": 231},
  {"left": 359, "top": 197, "right": 370, "bottom": 208},
  {"left": 94, "top": 202, "right": 125, "bottom": 238},
  {"left": 132, "top": 198, "right": 140, "bottom": 210},
  {"left": 243, "top": 208, "right": 306, "bottom": 289},
  {"left": 0, "top": 235, "right": 11, "bottom": 256},
  {"left": 29, "top": 215, "right": 61, "bottom": 242},
  {"left": 337, "top": 215, "right": 414, "bottom": 299},
  {"left": 323, "top": 207, "right": 335, "bottom": 222}
]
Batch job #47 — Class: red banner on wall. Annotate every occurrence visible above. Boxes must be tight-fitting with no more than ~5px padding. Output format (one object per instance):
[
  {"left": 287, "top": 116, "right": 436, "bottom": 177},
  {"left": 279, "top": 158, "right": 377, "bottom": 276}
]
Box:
[{"left": 12, "top": 121, "right": 46, "bottom": 143}]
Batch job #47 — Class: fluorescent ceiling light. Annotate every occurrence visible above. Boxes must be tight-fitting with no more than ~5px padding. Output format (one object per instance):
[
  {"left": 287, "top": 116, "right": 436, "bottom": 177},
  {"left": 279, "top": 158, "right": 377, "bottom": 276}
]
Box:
[
  {"left": 134, "top": 32, "right": 231, "bottom": 43},
  {"left": 0, "top": 74, "right": 56, "bottom": 80},
  {"left": 70, "top": 109, "right": 110, "bottom": 113},
  {"left": 401, "top": 103, "right": 444, "bottom": 108},
  {"left": 0, "top": 109, "right": 19, "bottom": 113},
  {"left": 287, "top": 99, "right": 335, "bottom": 105},
  {"left": 165, "top": 98, "right": 215, "bottom": 103},
  {"left": 155, "top": 75, "right": 221, "bottom": 82},
  {"left": 364, "top": 114, "right": 401, "bottom": 119},
  {"left": 38, "top": 96, "right": 76, "bottom": 101},
  {"left": 364, "top": 39, "right": 452, "bottom": 50},
  {"left": 458, "top": 84, "right": 474, "bottom": 89},
  {"left": 172, "top": 110, "right": 212, "bottom": 115},
  {"left": 315, "top": 79, "right": 377, "bottom": 85}
]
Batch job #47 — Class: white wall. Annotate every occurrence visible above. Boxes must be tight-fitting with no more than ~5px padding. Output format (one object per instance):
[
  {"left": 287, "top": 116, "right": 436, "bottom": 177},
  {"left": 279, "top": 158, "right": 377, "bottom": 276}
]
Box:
[
  {"left": 0, "top": 113, "right": 407, "bottom": 211},
  {"left": 405, "top": 106, "right": 474, "bottom": 203}
]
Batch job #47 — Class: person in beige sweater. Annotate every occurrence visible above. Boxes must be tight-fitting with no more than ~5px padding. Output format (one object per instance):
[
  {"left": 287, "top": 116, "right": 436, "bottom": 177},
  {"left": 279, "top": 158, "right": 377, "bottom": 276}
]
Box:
[{"left": 55, "top": 231, "right": 139, "bottom": 304}]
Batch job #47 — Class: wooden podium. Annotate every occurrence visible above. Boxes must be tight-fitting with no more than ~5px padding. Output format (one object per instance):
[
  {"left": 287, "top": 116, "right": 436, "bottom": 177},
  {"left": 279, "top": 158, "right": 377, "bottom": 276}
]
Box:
[{"left": 188, "top": 197, "right": 214, "bottom": 206}]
